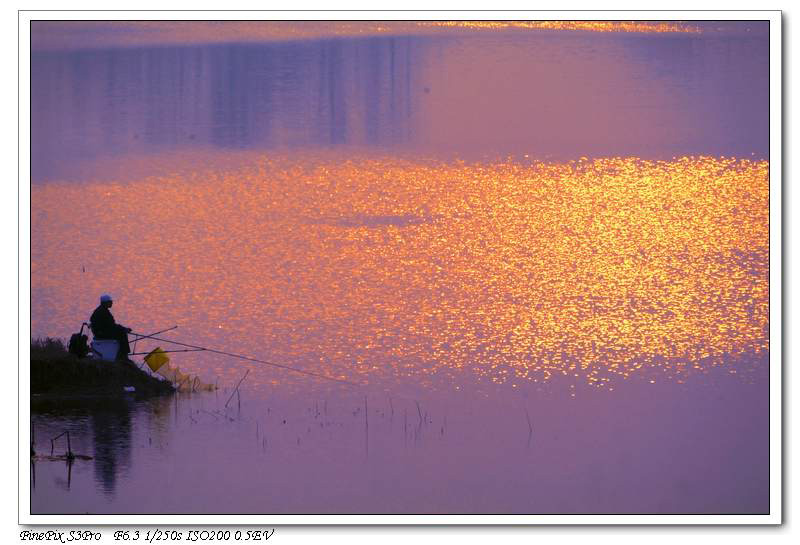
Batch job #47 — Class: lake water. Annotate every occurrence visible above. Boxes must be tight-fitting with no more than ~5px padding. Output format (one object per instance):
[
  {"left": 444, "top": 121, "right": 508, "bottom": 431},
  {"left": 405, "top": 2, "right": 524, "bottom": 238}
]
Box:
[{"left": 29, "top": 21, "right": 770, "bottom": 515}]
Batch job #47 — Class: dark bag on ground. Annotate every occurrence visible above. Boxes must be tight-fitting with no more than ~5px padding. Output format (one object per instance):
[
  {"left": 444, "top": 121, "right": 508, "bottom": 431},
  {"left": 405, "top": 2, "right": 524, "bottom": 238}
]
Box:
[{"left": 68, "top": 324, "right": 89, "bottom": 358}]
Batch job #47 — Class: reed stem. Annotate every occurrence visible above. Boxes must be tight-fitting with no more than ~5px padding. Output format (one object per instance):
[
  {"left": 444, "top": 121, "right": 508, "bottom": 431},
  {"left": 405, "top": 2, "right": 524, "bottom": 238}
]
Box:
[{"left": 225, "top": 369, "right": 250, "bottom": 408}]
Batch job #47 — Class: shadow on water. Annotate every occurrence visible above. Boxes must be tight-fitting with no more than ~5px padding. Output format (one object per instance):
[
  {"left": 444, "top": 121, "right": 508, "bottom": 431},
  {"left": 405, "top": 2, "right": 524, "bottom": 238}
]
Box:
[
  {"left": 31, "top": 36, "right": 423, "bottom": 182},
  {"left": 306, "top": 213, "right": 439, "bottom": 228},
  {"left": 31, "top": 395, "right": 161, "bottom": 495},
  {"left": 90, "top": 399, "right": 133, "bottom": 494}
]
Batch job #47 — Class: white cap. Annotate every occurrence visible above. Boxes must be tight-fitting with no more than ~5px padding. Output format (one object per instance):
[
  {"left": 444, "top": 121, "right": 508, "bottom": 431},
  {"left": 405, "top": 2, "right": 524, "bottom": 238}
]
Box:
[{"left": 100, "top": 294, "right": 113, "bottom": 303}]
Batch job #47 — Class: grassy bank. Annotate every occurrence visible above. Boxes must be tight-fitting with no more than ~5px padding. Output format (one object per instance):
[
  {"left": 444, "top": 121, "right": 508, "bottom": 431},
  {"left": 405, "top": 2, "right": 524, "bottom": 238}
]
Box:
[{"left": 31, "top": 338, "right": 175, "bottom": 397}]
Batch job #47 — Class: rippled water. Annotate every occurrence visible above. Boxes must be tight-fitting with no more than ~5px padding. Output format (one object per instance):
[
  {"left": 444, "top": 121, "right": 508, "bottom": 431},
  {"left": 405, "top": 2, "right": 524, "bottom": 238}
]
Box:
[
  {"left": 31, "top": 153, "right": 768, "bottom": 393},
  {"left": 29, "top": 21, "right": 770, "bottom": 515}
]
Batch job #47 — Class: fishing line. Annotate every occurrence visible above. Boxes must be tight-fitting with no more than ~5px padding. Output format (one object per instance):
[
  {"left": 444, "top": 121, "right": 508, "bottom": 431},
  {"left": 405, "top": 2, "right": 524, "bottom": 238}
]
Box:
[
  {"left": 131, "top": 331, "right": 437, "bottom": 407},
  {"left": 132, "top": 335, "right": 435, "bottom": 418},
  {"left": 136, "top": 334, "right": 361, "bottom": 386}
]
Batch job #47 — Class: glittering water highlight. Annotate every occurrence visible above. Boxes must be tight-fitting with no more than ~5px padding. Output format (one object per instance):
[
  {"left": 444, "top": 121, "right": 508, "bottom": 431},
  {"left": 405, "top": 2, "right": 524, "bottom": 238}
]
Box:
[{"left": 31, "top": 153, "right": 768, "bottom": 393}]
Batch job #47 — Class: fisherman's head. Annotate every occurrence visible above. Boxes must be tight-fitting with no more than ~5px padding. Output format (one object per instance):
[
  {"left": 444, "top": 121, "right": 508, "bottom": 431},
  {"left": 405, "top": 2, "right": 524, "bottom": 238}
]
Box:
[{"left": 100, "top": 294, "right": 113, "bottom": 308}]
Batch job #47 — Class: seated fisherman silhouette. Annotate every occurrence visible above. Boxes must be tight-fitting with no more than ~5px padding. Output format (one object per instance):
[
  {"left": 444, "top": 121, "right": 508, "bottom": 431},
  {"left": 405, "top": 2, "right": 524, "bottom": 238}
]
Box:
[{"left": 90, "top": 294, "right": 132, "bottom": 361}]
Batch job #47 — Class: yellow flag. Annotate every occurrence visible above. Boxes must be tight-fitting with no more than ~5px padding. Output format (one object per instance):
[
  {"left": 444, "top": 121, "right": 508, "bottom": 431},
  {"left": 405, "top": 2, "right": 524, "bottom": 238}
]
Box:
[
  {"left": 144, "top": 347, "right": 170, "bottom": 372},
  {"left": 143, "top": 349, "right": 217, "bottom": 391}
]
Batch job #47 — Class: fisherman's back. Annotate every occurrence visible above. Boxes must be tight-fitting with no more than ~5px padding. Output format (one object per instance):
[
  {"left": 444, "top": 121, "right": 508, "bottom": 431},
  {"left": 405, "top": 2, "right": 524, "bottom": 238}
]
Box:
[{"left": 90, "top": 304, "right": 116, "bottom": 338}]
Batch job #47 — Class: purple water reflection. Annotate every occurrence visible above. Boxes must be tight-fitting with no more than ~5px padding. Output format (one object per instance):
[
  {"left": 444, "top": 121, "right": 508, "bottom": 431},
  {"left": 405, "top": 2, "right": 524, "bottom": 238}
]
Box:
[{"left": 32, "top": 359, "right": 768, "bottom": 514}]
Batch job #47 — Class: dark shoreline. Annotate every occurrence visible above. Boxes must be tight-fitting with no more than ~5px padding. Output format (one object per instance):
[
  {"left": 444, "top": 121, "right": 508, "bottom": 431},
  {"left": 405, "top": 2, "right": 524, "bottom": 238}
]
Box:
[{"left": 31, "top": 338, "right": 175, "bottom": 398}]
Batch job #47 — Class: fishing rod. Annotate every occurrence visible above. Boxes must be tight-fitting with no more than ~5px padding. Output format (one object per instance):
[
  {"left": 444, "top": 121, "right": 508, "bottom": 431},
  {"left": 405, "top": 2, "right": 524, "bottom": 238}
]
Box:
[
  {"left": 130, "top": 325, "right": 178, "bottom": 342},
  {"left": 130, "top": 326, "right": 179, "bottom": 358},
  {"left": 137, "top": 334, "right": 361, "bottom": 387},
  {"left": 129, "top": 348, "right": 205, "bottom": 355}
]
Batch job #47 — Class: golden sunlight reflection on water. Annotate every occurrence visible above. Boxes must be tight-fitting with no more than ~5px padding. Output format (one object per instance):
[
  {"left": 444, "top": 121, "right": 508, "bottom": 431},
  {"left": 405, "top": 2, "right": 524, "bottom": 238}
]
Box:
[{"left": 31, "top": 152, "right": 768, "bottom": 392}]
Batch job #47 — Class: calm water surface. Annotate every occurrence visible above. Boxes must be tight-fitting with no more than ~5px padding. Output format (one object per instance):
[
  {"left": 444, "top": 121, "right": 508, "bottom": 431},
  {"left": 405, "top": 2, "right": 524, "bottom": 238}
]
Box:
[{"left": 30, "top": 21, "right": 769, "bottom": 515}]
